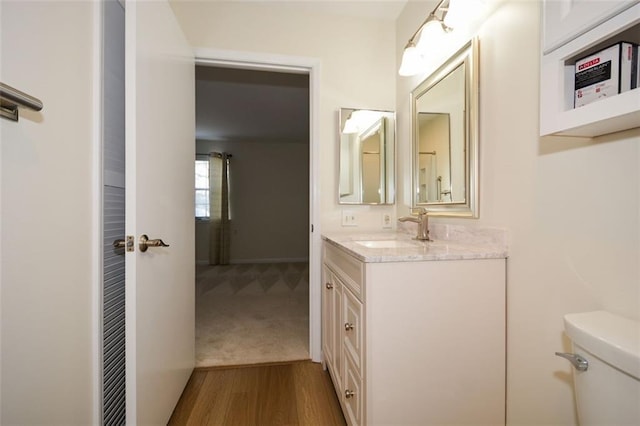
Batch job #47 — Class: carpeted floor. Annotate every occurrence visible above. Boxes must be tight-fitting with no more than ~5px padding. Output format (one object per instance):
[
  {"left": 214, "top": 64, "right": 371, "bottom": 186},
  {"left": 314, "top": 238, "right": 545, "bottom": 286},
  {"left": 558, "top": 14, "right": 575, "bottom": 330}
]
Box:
[{"left": 195, "top": 262, "right": 310, "bottom": 367}]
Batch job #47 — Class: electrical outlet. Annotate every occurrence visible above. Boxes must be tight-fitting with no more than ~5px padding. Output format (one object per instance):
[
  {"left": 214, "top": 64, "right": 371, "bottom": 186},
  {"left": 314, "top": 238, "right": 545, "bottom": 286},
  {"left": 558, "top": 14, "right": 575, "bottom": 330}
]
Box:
[
  {"left": 382, "top": 213, "right": 392, "bottom": 229},
  {"left": 341, "top": 210, "right": 358, "bottom": 227}
]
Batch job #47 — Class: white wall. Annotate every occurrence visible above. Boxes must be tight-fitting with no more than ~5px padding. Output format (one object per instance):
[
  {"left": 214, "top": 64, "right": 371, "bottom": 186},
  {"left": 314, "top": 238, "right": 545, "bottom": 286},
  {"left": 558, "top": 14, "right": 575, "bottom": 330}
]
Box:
[
  {"left": 170, "top": 1, "right": 398, "bottom": 232},
  {"left": 195, "top": 139, "right": 309, "bottom": 263},
  {"left": 397, "top": 1, "right": 640, "bottom": 424},
  {"left": 0, "top": 1, "right": 96, "bottom": 423}
]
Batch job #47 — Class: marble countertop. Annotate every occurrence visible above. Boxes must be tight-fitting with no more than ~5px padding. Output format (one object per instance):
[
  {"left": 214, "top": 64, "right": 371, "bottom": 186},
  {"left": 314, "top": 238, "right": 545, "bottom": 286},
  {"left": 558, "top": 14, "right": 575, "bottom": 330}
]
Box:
[{"left": 322, "top": 226, "right": 508, "bottom": 263}]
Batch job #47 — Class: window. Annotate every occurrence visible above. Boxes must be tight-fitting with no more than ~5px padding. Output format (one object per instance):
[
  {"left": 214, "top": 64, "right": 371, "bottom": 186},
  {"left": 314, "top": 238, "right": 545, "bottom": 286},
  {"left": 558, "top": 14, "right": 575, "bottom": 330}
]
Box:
[{"left": 195, "top": 158, "right": 209, "bottom": 219}]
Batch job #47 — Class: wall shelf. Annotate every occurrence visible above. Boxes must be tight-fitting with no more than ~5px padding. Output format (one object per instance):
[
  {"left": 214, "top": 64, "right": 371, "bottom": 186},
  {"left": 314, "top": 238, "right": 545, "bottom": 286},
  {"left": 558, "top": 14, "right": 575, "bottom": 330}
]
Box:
[{"left": 540, "top": 1, "right": 640, "bottom": 137}]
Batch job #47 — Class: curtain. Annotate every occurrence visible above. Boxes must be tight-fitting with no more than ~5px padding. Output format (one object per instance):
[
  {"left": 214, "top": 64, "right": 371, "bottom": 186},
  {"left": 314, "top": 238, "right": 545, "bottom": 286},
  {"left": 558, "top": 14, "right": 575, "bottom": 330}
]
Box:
[{"left": 208, "top": 152, "right": 231, "bottom": 265}]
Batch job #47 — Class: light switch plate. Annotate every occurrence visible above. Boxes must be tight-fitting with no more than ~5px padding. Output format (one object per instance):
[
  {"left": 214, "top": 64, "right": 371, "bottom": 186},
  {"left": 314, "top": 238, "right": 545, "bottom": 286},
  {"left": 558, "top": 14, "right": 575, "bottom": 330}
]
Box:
[
  {"left": 382, "top": 213, "right": 392, "bottom": 229},
  {"left": 342, "top": 210, "right": 358, "bottom": 227}
]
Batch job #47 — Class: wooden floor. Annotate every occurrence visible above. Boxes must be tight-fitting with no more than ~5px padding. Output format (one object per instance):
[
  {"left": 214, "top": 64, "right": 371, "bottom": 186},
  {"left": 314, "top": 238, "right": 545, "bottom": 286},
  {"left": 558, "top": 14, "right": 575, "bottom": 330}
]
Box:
[{"left": 168, "top": 360, "right": 346, "bottom": 426}]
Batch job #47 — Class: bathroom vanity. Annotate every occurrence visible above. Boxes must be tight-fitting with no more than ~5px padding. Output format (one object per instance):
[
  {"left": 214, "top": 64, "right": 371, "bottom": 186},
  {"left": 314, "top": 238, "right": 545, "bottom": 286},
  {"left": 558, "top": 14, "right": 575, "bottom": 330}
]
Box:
[{"left": 322, "top": 230, "right": 507, "bottom": 425}]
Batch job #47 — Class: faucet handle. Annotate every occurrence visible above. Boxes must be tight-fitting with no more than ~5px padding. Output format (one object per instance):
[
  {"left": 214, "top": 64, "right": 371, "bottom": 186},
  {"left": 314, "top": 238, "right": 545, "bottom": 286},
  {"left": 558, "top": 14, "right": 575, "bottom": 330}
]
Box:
[{"left": 411, "top": 207, "right": 427, "bottom": 216}]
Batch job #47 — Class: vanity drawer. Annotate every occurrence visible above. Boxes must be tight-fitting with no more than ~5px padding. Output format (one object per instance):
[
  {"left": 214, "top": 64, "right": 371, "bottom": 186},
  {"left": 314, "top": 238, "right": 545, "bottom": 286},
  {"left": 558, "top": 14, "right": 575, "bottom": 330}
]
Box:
[
  {"left": 324, "top": 243, "right": 364, "bottom": 298},
  {"left": 343, "top": 353, "right": 363, "bottom": 426},
  {"left": 343, "top": 286, "right": 363, "bottom": 371}
]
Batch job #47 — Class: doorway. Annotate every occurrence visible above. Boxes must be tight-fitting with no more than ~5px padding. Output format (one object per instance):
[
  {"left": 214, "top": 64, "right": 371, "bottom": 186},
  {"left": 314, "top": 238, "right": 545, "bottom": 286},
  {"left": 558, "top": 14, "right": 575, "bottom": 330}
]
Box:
[{"left": 193, "top": 61, "right": 317, "bottom": 366}]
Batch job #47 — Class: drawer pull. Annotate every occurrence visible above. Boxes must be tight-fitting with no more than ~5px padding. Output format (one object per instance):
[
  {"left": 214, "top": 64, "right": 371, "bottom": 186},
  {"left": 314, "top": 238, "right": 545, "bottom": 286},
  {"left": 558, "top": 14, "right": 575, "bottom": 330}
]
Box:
[
  {"left": 345, "top": 389, "right": 355, "bottom": 399},
  {"left": 345, "top": 322, "right": 354, "bottom": 331},
  {"left": 326, "top": 282, "right": 333, "bottom": 290}
]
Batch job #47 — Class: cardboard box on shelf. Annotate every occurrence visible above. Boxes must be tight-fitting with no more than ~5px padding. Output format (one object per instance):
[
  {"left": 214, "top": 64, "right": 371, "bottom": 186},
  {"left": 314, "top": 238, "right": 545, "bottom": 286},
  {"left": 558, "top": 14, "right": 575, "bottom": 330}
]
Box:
[{"left": 574, "top": 42, "right": 638, "bottom": 108}]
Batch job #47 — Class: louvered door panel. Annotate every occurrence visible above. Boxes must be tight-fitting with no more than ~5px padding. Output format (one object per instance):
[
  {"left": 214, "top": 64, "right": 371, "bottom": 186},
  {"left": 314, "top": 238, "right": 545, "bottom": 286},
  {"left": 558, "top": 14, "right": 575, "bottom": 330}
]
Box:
[
  {"left": 102, "top": 1, "right": 126, "bottom": 424},
  {"left": 103, "top": 185, "right": 125, "bottom": 425}
]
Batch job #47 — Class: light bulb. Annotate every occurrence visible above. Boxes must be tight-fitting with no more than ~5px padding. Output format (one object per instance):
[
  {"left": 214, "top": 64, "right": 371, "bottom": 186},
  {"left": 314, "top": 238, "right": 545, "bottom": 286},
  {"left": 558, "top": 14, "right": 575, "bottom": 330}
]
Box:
[
  {"left": 342, "top": 117, "right": 359, "bottom": 134},
  {"left": 343, "top": 110, "right": 384, "bottom": 134},
  {"left": 415, "top": 19, "right": 446, "bottom": 52},
  {"left": 398, "top": 44, "right": 425, "bottom": 76}
]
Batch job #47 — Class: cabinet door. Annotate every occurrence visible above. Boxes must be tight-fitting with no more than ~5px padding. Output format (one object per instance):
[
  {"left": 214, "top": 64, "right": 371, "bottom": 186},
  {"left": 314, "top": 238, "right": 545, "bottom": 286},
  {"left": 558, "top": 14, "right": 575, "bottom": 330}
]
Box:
[
  {"left": 542, "top": 0, "right": 636, "bottom": 54},
  {"left": 322, "top": 266, "right": 343, "bottom": 390},
  {"left": 343, "top": 354, "right": 363, "bottom": 426},
  {"left": 322, "top": 266, "right": 334, "bottom": 367}
]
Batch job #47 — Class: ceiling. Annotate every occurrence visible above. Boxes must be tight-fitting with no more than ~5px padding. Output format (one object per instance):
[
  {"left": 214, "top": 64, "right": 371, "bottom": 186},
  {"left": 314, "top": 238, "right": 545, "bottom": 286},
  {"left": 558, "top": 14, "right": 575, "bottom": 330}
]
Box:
[
  {"left": 171, "top": 0, "right": 408, "bottom": 21},
  {"left": 195, "top": 66, "right": 310, "bottom": 143}
]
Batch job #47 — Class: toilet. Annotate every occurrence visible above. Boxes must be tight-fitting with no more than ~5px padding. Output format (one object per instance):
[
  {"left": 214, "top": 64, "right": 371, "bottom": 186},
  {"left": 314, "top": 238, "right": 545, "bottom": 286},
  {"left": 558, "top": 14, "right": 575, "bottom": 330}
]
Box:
[{"left": 561, "top": 310, "right": 640, "bottom": 425}]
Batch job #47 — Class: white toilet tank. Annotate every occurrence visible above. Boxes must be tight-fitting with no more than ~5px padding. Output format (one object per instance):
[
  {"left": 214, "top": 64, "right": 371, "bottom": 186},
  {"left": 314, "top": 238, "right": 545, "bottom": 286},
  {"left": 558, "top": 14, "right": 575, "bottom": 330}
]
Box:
[{"left": 563, "top": 311, "right": 640, "bottom": 425}]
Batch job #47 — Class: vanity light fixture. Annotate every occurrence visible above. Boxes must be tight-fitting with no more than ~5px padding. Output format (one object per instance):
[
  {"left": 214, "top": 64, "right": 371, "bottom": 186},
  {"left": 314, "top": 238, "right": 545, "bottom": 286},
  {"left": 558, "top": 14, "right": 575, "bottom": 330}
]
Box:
[
  {"left": 342, "top": 113, "right": 360, "bottom": 134},
  {"left": 342, "top": 109, "right": 384, "bottom": 134},
  {"left": 415, "top": 16, "right": 451, "bottom": 52},
  {"left": 444, "top": 0, "right": 487, "bottom": 29},
  {"left": 398, "top": 39, "right": 426, "bottom": 77},
  {"left": 398, "top": 0, "right": 452, "bottom": 77}
]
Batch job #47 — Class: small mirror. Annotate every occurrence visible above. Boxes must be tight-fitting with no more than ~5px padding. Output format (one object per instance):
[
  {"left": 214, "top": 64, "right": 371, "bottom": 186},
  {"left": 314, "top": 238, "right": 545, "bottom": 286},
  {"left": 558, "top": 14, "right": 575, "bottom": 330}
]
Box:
[
  {"left": 412, "top": 38, "right": 479, "bottom": 217},
  {"left": 338, "top": 108, "right": 395, "bottom": 204}
]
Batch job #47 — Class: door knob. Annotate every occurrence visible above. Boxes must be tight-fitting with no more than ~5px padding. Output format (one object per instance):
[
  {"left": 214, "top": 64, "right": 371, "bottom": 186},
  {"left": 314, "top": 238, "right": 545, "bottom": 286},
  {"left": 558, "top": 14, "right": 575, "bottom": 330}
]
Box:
[{"left": 139, "top": 234, "right": 170, "bottom": 252}]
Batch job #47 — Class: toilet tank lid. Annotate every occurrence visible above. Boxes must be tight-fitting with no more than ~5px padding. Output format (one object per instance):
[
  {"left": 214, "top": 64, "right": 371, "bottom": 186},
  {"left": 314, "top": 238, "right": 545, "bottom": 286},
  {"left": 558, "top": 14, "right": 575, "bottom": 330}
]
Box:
[{"left": 564, "top": 310, "right": 640, "bottom": 379}]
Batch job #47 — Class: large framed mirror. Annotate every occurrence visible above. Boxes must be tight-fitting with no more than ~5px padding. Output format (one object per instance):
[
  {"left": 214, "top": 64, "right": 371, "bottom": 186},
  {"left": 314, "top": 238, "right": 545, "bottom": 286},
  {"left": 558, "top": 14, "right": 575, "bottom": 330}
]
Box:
[
  {"left": 411, "top": 38, "right": 478, "bottom": 217},
  {"left": 338, "top": 108, "right": 395, "bottom": 205}
]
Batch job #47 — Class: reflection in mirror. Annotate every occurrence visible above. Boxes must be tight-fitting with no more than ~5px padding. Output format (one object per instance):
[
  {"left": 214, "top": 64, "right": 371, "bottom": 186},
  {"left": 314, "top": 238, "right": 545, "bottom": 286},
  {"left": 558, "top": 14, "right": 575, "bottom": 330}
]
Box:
[
  {"left": 412, "top": 38, "right": 478, "bottom": 217},
  {"left": 417, "top": 113, "right": 450, "bottom": 203},
  {"left": 339, "top": 108, "right": 395, "bottom": 205}
]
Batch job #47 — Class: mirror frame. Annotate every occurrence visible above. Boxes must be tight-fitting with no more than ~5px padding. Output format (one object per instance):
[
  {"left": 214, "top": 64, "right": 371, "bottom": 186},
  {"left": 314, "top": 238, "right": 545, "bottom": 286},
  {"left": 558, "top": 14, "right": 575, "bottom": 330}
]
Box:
[
  {"left": 338, "top": 108, "right": 396, "bottom": 205},
  {"left": 410, "top": 37, "right": 479, "bottom": 217}
]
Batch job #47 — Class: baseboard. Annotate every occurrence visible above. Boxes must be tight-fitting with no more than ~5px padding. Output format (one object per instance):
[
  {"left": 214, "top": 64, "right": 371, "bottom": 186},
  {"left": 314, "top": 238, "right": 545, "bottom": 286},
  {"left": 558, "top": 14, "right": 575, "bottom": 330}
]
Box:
[
  {"left": 231, "top": 257, "right": 309, "bottom": 264},
  {"left": 195, "top": 358, "right": 313, "bottom": 371},
  {"left": 196, "top": 258, "right": 309, "bottom": 265}
]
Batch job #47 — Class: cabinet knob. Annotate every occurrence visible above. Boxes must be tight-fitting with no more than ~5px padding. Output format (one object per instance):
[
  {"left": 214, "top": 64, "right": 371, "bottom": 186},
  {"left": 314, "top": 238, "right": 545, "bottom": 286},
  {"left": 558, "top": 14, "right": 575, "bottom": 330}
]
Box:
[
  {"left": 344, "top": 322, "right": 354, "bottom": 331},
  {"left": 326, "top": 282, "right": 333, "bottom": 290},
  {"left": 345, "top": 389, "right": 355, "bottom": 399}
]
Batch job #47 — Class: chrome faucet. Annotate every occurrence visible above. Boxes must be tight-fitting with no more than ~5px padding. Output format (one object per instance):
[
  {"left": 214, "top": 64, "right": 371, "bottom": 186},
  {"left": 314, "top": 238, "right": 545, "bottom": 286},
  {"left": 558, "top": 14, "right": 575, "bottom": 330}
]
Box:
[{"left": 398, "top": 207, "right": 431, "bottom": 241}]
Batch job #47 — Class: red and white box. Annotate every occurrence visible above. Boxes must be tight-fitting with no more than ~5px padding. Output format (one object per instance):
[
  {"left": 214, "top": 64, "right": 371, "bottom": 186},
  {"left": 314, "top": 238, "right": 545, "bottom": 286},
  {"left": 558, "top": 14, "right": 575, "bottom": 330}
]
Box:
[{"left": 574, "top": 42, "right": 638, "bottom": 108}]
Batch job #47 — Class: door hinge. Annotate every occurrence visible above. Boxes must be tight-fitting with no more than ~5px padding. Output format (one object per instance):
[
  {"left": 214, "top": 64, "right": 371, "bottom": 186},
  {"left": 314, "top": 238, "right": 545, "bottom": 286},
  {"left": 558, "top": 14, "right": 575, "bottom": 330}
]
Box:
[{"left": 311, "top": 224, "right": 314, "bottom": 232}]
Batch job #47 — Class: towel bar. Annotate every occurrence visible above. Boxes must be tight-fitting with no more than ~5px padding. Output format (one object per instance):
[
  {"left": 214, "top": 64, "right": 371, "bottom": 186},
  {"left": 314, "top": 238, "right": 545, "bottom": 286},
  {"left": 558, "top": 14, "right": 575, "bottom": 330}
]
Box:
[{"left": 0, "top": 82, "right": 43, "bottom": 122}]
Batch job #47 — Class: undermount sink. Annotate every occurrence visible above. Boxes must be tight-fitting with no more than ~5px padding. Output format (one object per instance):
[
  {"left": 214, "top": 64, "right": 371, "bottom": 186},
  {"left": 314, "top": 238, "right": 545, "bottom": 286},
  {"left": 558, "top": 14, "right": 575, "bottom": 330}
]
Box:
[{"left": 354, "top": 239, "right": 424, "bottom": 249}]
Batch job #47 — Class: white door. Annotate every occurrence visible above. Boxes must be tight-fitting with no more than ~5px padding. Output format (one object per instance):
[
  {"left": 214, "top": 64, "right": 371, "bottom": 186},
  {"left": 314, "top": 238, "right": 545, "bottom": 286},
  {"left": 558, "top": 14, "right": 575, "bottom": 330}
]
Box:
[{"left": 125, "top": 1, "right": 195, "bottom": 424}]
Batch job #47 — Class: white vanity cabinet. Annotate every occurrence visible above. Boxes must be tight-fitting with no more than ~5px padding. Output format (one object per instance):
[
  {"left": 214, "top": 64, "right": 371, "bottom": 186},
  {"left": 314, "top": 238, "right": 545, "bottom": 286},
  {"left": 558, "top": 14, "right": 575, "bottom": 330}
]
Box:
[
  {"left": 323, "top": 243, "right": 365, "bottom": 425},
  {"left": 322, "top": 241, "right": 506, "bottom": 426},
  {"left": 539, "top": 1, "right": 640, "bottom": 137}
]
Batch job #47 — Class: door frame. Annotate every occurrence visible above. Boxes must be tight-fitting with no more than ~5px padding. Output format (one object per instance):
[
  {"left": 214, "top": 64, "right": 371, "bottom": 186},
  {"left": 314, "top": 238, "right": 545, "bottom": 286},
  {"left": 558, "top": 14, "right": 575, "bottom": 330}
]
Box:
[
  {"left": 195, "top": 47, "right": 322, "bottom": 362},
  {"left": 90, "top": 2, "right": 104, "bottom": 425}
]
